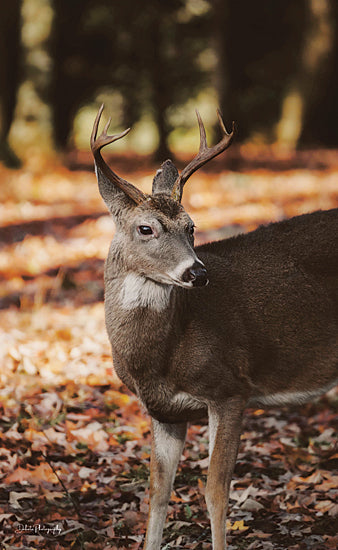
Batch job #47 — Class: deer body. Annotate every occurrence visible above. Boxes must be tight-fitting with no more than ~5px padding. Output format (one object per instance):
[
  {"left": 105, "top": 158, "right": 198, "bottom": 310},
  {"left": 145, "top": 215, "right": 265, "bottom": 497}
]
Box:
[
  {"left": 91, "top": 105, "right": 338, "bottom": 549},
  {"left": 105, "top": 209, "right": 338, "bottom": 421}
]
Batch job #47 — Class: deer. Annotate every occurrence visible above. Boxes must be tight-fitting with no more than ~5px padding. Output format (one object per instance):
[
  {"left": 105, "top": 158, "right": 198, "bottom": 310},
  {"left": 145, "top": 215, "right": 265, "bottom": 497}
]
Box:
[{"left": 90, "top": 104, "right": 338, "bottom": 550}]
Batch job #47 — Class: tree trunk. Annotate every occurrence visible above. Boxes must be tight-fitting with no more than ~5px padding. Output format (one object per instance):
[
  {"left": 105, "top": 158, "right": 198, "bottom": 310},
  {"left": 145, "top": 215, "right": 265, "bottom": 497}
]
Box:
[
  {"left": 152, "top": 100, "right": 172, "bottom": 162},
  {"left": 9, "top": 0, "right": 56, "bottom": 168},
  {"left": 212, "top": 0, "right": 234, "bottom": 135},
  {"left": 276, "top": 0, "right": 334, "bottom": 148},
  {"left": 300, "top": 0, "right": 338, "bottom": 146},
  {"left": 147, "top": 2, "right": 172, "bottom": 162},
  {"left": 0, "top": 0, "right": 21, "bottom": 167}
]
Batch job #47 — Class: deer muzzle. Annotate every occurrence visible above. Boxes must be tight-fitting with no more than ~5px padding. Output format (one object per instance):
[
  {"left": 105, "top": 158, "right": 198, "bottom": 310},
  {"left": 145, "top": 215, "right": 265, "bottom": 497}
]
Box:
[{"left": 182, "top": 260, "right": 208, "bottom": 287}]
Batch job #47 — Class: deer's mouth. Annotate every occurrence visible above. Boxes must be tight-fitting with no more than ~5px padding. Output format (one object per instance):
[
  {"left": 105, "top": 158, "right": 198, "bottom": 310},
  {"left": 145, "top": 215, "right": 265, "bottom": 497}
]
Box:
[
  {"left": 167, "top": 259, "right": 208, "bottom": 288},
  {"left": 149, "top": 272, "right": 209, "bottom": 289},
  {"left": 145, "top": 259, "right": 208, "bottom": 288}
]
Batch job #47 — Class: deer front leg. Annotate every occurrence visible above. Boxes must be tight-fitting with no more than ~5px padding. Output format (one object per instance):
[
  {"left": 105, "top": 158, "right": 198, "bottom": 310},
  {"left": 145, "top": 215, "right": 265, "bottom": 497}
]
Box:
[
  {"left": 144, "top": 418, "right": 187, "bottom": 550},
  {"left": 206, "top": 396, "right": 245, "bottom": 550}
]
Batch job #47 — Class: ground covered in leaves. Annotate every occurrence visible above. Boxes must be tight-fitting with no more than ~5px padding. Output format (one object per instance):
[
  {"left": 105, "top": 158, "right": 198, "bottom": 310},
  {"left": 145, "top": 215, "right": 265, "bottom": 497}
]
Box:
[{"left": 0, "top": 153, "right": 337, "bottom": 549}]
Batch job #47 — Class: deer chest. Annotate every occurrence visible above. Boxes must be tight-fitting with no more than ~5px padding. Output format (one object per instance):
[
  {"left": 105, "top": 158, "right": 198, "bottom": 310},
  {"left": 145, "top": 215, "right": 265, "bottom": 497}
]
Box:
[
  {"left": 141, "top": 388, "right": 208, "bottom": 424},
  {"left": 112, "top": 352, "right": 206, "bottom": 422}
]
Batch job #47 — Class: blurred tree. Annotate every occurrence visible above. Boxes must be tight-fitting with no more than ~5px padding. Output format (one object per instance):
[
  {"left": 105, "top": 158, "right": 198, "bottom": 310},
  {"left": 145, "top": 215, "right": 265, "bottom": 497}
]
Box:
[
  {"left": 51, "top": 0, "right": 210, "bottom": 159},
  {"left": 51, "top": 0, "right": 117, "bottom": 151},
  {"left": 139, "top": 0, "right": 211, "bottom": 160},
  {"left": 10, "top": 0, "right": 56, "bottom": 167},
  {"left": 276, "top": 0, "right": 335, "bottom": 148},
  {"left": 212, "top": 0, "right": 337, "bottom": 148},
  {"left": 0, "top": 0, "right": 21, "bottom": 167},
  {"left": 2, "top": 0, "right": 336, "bottom": 162},
  {"left": 212, "top": 0, "right": 307, "bottom": 143},
  {"left": 299, "top": 0, "right": 337, "bottom": 147}
]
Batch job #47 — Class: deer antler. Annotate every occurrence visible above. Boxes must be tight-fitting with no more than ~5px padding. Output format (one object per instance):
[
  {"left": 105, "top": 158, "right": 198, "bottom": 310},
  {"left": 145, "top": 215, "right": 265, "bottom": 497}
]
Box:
[
  {"left": 171, "top": 110, "right": 235, "bottom": 202},
  {"left": 91, "top": 104, "right": 148, "bottom": 205}
]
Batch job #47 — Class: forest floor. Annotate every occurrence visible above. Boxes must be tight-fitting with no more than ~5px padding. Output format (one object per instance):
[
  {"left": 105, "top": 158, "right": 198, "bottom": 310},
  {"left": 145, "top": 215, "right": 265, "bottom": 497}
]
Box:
[{"left": 0, "top": 152, "right": 337, "bottom": 549}]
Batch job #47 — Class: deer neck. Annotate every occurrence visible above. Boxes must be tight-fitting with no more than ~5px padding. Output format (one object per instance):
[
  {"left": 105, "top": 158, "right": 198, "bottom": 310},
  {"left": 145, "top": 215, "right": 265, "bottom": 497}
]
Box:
[
  {"left": 104, "top": 247, "right": 207, "bottom": 422},
  {"left": 105, "top": 236, "right": 176, "bottom": 312},
  {"left": 105, "top": 270, "right": 178, "bottom": 337},
  {"left": 105, "top": 271, "right": 182, "bottom": 404},
  {"left": 119, "top": 272, "right": 173, "bottom": 312},
  {"left": 104, "top": 252, "right": 182, "bottom": 368}
]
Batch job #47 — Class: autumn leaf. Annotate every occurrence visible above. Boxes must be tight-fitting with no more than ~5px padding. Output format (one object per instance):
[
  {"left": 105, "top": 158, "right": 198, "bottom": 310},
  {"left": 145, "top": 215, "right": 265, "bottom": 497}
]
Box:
[{"left": 227, "top": 519, "right": 250, "bottom": 531}]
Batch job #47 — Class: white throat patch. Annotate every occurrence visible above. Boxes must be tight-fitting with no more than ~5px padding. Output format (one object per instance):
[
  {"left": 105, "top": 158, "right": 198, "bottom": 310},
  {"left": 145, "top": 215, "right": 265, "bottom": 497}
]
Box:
[{"left": 120, "top": 273, "right": 172, "bottom": 312}]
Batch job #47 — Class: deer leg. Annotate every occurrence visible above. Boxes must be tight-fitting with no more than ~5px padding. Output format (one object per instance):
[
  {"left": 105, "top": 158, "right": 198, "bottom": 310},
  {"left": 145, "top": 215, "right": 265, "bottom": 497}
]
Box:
[
  {"left": 144, "top": 418, "right": 187, "bottom": 550},
  {"left": 206, "top": 396, "right": 245, "bottom": 550}
]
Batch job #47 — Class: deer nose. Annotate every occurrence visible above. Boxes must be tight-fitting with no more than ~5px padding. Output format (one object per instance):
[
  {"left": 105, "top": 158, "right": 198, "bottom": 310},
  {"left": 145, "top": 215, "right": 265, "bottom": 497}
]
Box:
[{"left": 182, "top": 261, "right": 208, "bottom": 287}]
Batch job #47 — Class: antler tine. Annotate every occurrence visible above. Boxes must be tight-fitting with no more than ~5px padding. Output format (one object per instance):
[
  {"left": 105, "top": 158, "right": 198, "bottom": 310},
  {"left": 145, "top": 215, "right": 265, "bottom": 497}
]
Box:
[
  {"left": 196, "top": 110, "right": 207, "bottom": 151},
  {"left": 103, "top": 116, "right": 112, "bottom": 135},
  {"left": 91, "top": 104, "right": 148, "bottom": 205},
  {"left": 90, "top": 103, "right": 104, "bottom": 149},
  {"left": 171, "top": 110, "right": 235, "bottom": 202}
]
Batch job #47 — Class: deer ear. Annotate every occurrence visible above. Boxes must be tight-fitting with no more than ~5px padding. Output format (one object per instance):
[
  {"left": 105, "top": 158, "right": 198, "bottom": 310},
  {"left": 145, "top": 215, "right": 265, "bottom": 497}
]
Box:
[
  {"left": 91, "top": 104, "right": 148, "bottom": 219},
  {"left": 152, "top": 160, "right": 179, "bottom": 196},
  {"left": 95, "top": 164, "right": 137, "bottom": 219}
]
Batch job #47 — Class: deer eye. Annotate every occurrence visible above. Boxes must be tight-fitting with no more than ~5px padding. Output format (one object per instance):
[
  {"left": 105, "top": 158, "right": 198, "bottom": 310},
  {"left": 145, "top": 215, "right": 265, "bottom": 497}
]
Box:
[
  {"left": 137, "top": 225, "right": 154, "bottom": 236},
  {"left": 189, "top": 225, "right": 195, "bottom": 236}
]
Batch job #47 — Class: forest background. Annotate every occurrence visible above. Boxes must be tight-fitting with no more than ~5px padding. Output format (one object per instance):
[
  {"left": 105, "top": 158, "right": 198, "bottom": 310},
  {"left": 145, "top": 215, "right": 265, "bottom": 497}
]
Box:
[{"left": 0, "top": 1, "right": 337, "bottom": 549}]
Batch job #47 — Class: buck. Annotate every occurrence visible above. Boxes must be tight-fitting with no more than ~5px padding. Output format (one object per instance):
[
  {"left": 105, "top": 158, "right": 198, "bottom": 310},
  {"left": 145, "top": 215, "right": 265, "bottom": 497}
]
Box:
[{"left": 91, "top": 104, "right": 338, "bottom": 550}]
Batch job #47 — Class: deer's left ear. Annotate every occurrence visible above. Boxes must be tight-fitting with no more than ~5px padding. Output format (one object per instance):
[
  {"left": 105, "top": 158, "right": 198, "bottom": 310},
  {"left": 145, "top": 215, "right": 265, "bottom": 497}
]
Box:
[{"left": 152, "top": 159, "right": 179, "bottom": 196}]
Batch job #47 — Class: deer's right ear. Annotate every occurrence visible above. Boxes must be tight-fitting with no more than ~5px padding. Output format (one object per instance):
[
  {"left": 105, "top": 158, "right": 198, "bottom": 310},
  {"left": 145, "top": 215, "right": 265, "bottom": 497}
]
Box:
[
  {"left": 152, "top": 159, "right": 179, "bottom": 196},
  {"left": 94, "top": 164, "right": 138, "bottom": 219},
  {"left": 91, "top": 104, "right": 148, "bottom": 218}
]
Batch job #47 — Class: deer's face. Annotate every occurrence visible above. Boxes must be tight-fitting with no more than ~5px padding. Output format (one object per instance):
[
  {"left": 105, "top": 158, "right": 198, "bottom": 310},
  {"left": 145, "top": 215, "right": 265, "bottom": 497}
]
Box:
[
  {"left": 116, "top": 195, "right": 208, "bottom": 288},
  {"left": 91, "top": 105, "right": 233, "bottom": 292}
]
